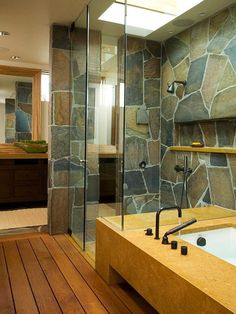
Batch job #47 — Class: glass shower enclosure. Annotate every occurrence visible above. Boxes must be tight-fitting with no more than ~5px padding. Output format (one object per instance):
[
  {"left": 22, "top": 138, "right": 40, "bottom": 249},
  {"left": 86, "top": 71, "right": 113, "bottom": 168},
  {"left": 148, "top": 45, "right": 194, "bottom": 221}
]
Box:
[{"left": 69, "top": 0, "right": 125, "bottom": 255}]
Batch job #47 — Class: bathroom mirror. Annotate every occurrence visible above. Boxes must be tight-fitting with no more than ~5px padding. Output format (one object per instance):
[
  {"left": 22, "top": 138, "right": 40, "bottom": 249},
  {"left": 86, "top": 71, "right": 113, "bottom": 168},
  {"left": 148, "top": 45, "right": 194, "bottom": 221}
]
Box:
[{"left": 0, "top": 65, "right": 41, "bottom": 142}]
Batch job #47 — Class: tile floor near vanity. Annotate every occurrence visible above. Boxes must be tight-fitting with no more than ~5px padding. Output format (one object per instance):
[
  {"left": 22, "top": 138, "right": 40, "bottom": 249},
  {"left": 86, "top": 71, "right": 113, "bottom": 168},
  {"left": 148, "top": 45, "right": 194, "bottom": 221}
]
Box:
[{"left": 0, "top": 207, "right": 47, "bottom": 231}]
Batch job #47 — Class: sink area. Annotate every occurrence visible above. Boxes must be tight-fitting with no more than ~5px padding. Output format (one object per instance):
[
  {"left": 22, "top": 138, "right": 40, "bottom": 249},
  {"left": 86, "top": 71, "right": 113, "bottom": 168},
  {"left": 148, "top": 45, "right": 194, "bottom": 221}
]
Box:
[{"left": 179, "top": 226, "right": 236, "bottom": 266}]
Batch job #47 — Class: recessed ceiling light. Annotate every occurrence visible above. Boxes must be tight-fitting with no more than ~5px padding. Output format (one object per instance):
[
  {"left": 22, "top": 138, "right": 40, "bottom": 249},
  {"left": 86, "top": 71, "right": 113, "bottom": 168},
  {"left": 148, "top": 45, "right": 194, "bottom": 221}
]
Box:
[
  {"left": 0, "top": 31, "right": 10, "bottom": 36},
  {"left": 199, "top": 12, "right": 206, "bottom": 16},
  {"left": 10, "top": 55, "right": 21, "bottom": 60},
  {"left": 168, "top": 30, "right": 174, "bottom": 34}
]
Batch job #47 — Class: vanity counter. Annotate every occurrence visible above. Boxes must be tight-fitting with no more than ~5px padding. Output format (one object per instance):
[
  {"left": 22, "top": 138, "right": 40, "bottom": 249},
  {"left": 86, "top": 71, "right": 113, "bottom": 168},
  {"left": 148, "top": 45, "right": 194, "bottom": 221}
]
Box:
[
  {"left": 0, "top": 144, "right": 48, "bottom": 159},
  {"left": 96, "top": 207, "right": 236, "bottom": 314},
  {"left": 0, "top": 144, "right": 48, "bottom": 204}
]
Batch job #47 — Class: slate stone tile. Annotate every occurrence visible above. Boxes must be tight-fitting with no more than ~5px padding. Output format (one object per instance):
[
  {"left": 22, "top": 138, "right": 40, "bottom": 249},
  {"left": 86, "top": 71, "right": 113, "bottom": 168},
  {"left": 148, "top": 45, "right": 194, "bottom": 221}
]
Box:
[
  {"left": 179, "top": 123, "right": 203, "bottom": 146},
  {"left": 224, "top": 37, "right": 236, "bottom": 71},
  {"left": 161, "top": 118, "right": 173, "bottom": 146},
  {"left": 185, "top": 55, "right": 208, "bottom": 94},
  {"left": 146, "top": 40, "right": 161, "bottom": 57},
  {"left": 203, "top": 189, "right": 211, "bottom": 204},
  {"left": 126, "top": 51, "right": 143, "bottom": 106},
  {"left": 210, "top": 153, "right": 227, "bottom": 166},
  {"left": 161, "top": 145, "right": 167, "bottom": 161},
  {"left": 216, "top": 121, "right": 236, "bottom": 146},
  {"left": 207, "top": 17, "right": 235, "bottom": 54},
  {"left": 208, "top": 168, "right": 235, "bottom": 209},
  {"left": 142, "top": 198, "right": 159, "bottom": 213},
  {"left": 124, "top": 197, "right": 137, "bottom": 214},
  {"left": 162, "top": 96, "right": 178, "bottom": 121},
  {"left": 211, "top": 86, "right": 236, "bottom": 119},
  {"left": 51, "top": 126, "right": 70, "bottom": 159},
  {"left": 161, "top": 180, "right": 176, "bottom": 207},
  {"left": 124, "top": 171, "right": 146, "bottom": 196},
  {"left": 188, "top": 163, "right": 208, "bottom": 207},
  {"left": 175, "top": 91, "right": 209, "bottom": 122},
  {"left": 52, "top": 25, "right": 70, "bottom": 50},
  {"left": 202, "top": 54, "right": 227, "bottom": 108},
  {"left": 173, "top": 182, "right": 188, "bottom": 209},
  {"left": 125, "top": 136, "right": 148, "bottom": 170},
  {"left": 165, "top": 37, "right": 189, "bottom": 68},
  {"left": 217, "top": 62, "right": 236, "bottom": 91},
  {"left": 209, "top": 9, "right": 229, "bottom": 40},
  {"left": 143, "top": 166, "right": 159, "bottom": 193},
  {"left": 144, "top": 79, "right": 160, "bottom": 108},
  {"left": 161, "top": 150, "right": 177, "bottom": 183}
]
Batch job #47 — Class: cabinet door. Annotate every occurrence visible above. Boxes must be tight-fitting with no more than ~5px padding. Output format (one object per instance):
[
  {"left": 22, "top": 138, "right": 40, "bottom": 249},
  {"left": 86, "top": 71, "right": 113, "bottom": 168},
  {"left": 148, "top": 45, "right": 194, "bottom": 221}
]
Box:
[{"left": 0, "top": 169, "right": 13, "bottom": 201}]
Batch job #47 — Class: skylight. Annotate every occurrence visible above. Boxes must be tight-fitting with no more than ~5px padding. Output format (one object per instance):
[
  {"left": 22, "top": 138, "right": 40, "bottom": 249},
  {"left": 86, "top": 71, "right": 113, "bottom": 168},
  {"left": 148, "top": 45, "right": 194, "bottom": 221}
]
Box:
[{"left": 98, "top": 0, "right": 204, "bottom": 37}]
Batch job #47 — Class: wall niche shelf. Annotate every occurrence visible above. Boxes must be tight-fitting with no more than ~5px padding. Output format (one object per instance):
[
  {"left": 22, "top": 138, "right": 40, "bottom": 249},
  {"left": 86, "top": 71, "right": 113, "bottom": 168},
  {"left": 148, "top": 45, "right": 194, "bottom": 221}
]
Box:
[{"left": 170, "top": 146, "right": 236, "bottom": 154}]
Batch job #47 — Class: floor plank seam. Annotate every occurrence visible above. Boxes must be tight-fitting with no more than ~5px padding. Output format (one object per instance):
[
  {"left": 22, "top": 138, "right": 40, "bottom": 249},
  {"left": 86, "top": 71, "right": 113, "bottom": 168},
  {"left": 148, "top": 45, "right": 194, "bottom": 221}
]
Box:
[
  {"left": 29, "top": 237, "right": 79, "bottom": 313},
  {"left": 41, "top": 235, "right": 105, "bottom": 313},
  {"left": 2, "top": 242, "right": 17, "bottom": 314},
  {"left": 54, "top": 235, "right": 132, "bottom": 314},
  {"left": 15, "top": 240, "right": 40, "bottom": 313}
]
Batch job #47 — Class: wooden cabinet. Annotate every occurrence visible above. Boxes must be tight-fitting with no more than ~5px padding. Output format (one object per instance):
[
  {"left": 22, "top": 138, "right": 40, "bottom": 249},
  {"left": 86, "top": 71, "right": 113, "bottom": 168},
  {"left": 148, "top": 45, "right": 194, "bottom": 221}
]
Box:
[{"left": 0, "top": 159, "right": 47, "bottom": 204}]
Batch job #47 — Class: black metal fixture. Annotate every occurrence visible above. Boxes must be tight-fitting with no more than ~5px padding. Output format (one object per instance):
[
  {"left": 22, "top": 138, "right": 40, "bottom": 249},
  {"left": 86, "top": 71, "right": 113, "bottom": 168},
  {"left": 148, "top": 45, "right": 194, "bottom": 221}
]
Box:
[
  {"left": 167, "top": 80, "right": 186, "bottom": 94},
  {"left": 155, "top": 206, "right": 182, "bottom": 240},
  {"left": 174, "top": 156, "right": 192, "bottom": 208},
  {"left": 162, "top": 218, "right": 197, "bottom": 245}
]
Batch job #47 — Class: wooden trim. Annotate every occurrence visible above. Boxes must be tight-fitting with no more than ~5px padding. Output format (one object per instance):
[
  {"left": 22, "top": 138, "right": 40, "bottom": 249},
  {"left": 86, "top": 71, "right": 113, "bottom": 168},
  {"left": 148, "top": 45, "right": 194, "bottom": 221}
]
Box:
[
  {"left": 170, "top": 146, "right": 236, "bottom": 154},
  {"left": 32, "top": 71, "right": 41, "bottom": 140},
  {"left": 0, "top": 65, "right": 42, "bottom": 140}
]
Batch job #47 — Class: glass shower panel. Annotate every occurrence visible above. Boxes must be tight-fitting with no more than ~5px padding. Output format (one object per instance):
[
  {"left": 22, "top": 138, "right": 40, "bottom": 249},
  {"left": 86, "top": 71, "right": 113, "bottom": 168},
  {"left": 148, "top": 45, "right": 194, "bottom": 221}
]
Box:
[
  {"left": 69, "top": 7, "right": 88, "bottom": 249},
  {"left": 123, "top": 0, "right": 161, "bottom": 230},
  {"left": 85, "top": 0, "right": 125, "bottom": 255}
]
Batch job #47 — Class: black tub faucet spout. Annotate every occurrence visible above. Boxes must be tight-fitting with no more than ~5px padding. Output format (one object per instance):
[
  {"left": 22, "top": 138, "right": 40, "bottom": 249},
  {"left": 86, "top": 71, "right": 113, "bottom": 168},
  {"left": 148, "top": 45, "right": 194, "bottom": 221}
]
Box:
[{"left": 155, "top": 206, "right": 182, "bottom": 240}]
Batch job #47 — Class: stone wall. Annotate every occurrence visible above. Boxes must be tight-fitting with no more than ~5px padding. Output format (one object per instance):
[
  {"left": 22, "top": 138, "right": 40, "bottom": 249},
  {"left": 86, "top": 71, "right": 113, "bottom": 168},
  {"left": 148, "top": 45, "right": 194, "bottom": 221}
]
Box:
[
  {"left": 48, "top": 24, "right": 71, "bottom": 234},
  {"left": 69, "top": 26, "right": 101, "bottom": 235},
  {"left": 161, "top": 5, "right": 236, "bottom": 210},
  {"left": 15, "top": 81, "right": 32, "bottom": 141},
  {"left": 49, "top": 24, "right": 101, "bottom": 235},
  {"left": 5, "top": 98, "right": 15, "bottom": 143},
  {"left": 124, "top": 37, "right": 161, "bottom": 213}
]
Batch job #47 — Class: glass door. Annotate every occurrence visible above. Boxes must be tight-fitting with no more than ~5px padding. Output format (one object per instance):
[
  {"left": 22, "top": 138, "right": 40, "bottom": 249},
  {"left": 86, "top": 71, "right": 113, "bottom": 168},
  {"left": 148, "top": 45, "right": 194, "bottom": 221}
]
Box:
[
  {"left": 69, "top": 7, "right": 88, "bottom": 250},
  {"left": 85, "top": 0, "right": 125, "bottom": 257},
  {"left": 69, "top": 1, "right": 125, "bottom": 256}
]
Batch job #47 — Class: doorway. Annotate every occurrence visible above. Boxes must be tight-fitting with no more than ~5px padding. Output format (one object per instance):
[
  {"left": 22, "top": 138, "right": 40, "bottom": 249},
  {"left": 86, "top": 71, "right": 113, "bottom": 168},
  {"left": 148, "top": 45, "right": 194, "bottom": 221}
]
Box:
[{"left": 0, "top": 67, "right": 49, "bottom": 233}]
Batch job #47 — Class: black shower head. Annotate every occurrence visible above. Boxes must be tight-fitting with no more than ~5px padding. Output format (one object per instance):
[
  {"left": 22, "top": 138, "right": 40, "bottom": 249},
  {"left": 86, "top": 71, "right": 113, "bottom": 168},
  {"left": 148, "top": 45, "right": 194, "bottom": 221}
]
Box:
[{"left": 167, "top": 80, "right": 186, "bottom": 94}]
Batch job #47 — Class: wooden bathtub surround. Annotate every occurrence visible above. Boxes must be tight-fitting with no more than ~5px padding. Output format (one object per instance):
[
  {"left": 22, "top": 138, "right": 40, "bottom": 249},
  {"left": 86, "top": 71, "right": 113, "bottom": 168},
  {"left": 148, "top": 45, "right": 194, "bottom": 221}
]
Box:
[{"left": 96, "top": 207, "right": 236, "bottom": 314}]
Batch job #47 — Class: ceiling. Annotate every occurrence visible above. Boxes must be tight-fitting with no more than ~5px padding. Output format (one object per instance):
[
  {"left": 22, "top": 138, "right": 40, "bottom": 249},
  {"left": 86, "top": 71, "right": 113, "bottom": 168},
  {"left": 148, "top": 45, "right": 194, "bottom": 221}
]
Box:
[
  {"left": 0, "top": 0, "right": 235, "bottom": 70},
  {"left": 0, "top": 0, "right": 89, "bottom": 70}
]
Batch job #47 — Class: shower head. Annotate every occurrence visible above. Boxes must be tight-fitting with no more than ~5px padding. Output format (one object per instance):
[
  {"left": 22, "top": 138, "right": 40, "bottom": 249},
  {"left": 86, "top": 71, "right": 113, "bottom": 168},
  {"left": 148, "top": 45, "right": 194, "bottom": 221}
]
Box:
[{"left": 167, "top": 80, "right": 187, "bottom": 94}]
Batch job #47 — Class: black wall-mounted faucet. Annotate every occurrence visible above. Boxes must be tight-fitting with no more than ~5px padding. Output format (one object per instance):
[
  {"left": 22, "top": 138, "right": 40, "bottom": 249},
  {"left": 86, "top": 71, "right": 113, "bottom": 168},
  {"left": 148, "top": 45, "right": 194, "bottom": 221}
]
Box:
[{"left": 155, "top": 206, "right": 182, "bottom": 240}]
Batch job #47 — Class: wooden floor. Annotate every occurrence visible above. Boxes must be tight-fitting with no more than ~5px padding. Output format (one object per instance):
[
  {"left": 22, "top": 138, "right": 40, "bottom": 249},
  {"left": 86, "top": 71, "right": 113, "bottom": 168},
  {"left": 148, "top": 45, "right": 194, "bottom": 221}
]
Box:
[{"left": 0, "top": 233, "right": 158, "bottom": 314}]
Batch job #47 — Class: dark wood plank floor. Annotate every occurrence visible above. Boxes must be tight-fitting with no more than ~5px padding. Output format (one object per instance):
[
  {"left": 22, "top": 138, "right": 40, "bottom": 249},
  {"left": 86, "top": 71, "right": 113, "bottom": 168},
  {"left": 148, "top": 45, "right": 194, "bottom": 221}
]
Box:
[{"left": 0, "top": 233, "right": 158, "bottom": 314}]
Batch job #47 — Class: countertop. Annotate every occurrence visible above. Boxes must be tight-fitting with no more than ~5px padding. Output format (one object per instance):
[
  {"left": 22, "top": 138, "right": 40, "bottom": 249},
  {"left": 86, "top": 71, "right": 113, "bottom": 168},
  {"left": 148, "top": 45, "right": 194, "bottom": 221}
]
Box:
[{"left": 0, "top": 144, "right": 48, "bottom": 159}]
